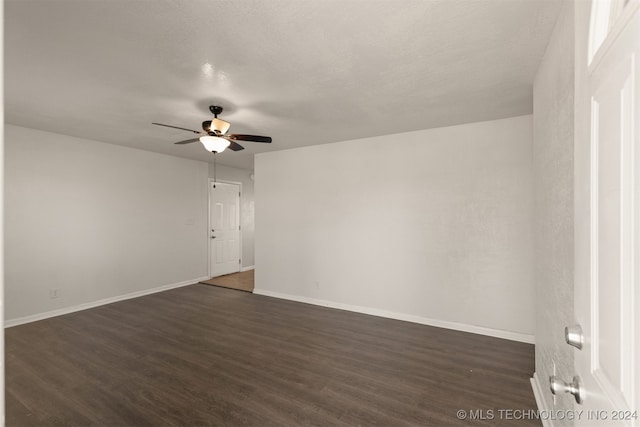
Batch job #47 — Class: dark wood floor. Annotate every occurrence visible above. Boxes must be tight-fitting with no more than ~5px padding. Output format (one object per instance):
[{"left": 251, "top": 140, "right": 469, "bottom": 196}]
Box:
[{"left": 6, "top": 284, "right": 539, "bottom": 426}]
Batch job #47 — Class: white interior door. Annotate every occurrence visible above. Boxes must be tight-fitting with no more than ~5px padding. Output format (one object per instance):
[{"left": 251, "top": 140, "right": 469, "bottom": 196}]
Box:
[
  {"left": 575, "top": 2, "right": 639, "bottom": 425},
  {"left": 210, "top": 181, "right": 241, "bottom": 278}
]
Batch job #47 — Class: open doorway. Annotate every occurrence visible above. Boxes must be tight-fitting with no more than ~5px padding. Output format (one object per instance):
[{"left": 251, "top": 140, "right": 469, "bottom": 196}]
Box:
[
  {"left": 208, "top": 180, "right": 241, "bottom": 278},
  {"left": 204, "top": 179, "right": 255, "bottom": 292}
]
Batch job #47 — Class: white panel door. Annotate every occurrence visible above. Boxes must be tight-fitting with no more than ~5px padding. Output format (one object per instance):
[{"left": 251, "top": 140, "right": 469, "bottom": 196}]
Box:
[
  {"left": 210, "top": 182, "right": 241, "bottom": 277},
  {"left": 575, "top": 2, "right": 639, "bottom": 425}
]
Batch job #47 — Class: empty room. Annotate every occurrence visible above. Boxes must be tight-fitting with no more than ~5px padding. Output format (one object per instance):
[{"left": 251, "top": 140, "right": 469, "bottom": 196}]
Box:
[{"left": 3, "top": 0, "right": 639, "bottom": 426}]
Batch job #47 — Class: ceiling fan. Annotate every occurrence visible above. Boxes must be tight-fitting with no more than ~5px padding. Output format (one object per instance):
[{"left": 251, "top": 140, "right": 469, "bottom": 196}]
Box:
[{"left": 152, "top": 105, "right": 272, "bottom": 153}]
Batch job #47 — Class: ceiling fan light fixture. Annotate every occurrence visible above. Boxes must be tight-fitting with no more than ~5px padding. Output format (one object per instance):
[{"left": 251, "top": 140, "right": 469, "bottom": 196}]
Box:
[
  {"left": 211, "top": 118, "right": 231, "bottom": 135},
  {"left": 200, "top": 135, "right": 230, "bottom": 153},
  {"left": 153, "top": 105, "right": 271, "bottom": 152}
]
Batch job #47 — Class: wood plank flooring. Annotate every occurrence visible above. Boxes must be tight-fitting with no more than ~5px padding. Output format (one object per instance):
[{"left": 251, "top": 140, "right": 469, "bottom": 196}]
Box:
[
  {"left": 200, "top": 270, "right": 254, "bottom": 292},
  {"left": 6, "top": 284, "right": 539, "bottom": 426}
]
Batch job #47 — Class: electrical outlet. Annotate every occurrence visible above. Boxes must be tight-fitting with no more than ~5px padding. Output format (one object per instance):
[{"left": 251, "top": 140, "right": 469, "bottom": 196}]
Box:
[{"left": 49, "top": 288, "right": 59, "bottom": 299}]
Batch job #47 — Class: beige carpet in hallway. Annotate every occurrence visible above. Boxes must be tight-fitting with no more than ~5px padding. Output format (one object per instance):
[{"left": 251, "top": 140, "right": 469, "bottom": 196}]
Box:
[{"left": 199, "top": 269, "right": 254, "bottom": 292}]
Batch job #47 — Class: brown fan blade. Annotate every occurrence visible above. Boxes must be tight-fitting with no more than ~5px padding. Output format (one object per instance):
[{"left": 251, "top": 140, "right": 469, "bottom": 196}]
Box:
[
  {"left": 227, "top": 134, "right": 272, "bottom": 143},
  {"left": 228, "top": 141, "right": 244, "bottom": 151},
  {"left": 152, "top": 123, "right": 200, "bottom": 134},
  {"left": 174, "top": 138, "right": 200, "bottom": 145}
]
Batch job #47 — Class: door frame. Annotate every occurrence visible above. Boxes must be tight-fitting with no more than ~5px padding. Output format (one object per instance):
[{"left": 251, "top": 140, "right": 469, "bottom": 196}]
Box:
[{"left": 207, "top": 178, "right": 243, "bottom": 278}]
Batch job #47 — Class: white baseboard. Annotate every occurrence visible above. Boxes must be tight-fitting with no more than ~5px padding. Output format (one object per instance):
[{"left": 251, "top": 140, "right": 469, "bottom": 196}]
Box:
[
  {"left": 253, "top": 289, "right": 535, "bottom": 344},
  {"left": 5, "top": 276, "right": 209, "bottom": 328},
  {"left": 531, "top": 372, "right": 554, "bottom": 427},
  {"left": 240, "top": 265, "right": 255, "bottom": 272}
]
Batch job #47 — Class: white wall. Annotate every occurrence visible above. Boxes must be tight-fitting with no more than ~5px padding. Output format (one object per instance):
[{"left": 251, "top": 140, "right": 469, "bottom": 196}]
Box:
[
  {"left": 208, "top": 163, "right": 255, "bottom": 269},
  {"left": 531, "top": 1, "right": 575, "bottom": 421},
  {"left": 5, "top": 125, "right": 209, "bottom": 322},
  {"left": 255, "top": 115, "right": 535, "bottom": 341}
]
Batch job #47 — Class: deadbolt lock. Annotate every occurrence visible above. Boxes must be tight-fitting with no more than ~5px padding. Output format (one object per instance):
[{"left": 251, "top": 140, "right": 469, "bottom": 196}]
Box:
[{"left": 565, "top": 324, "right": 584, "bottom": 350}]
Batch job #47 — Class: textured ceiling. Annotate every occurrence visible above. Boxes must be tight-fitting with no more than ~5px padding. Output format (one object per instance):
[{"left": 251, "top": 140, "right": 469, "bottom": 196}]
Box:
[{"left": 5, "top": 0, "right": 562, "bottom": 170}]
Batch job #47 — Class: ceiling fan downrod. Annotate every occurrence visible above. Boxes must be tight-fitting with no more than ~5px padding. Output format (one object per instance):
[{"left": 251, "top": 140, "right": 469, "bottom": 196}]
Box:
[{"left": 209, "top": 105, "right": 223, "bottom": 118}]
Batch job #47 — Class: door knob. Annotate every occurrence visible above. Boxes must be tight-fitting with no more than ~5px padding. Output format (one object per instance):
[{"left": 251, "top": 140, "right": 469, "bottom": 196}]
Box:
[
  {"left": 565, "top": 324, "right": 584, "bottom": 349},
  {"left": 211, "top": 236, "right": 216, "bottom": 239},
  {"left": 550, "top": 375, "right": 584, "bottom": 404}
]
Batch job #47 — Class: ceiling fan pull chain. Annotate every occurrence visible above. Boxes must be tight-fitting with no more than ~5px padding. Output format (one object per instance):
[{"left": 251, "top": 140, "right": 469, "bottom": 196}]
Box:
[{"left": 213, "top": 152, "right": 217, "bottom": 188}]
